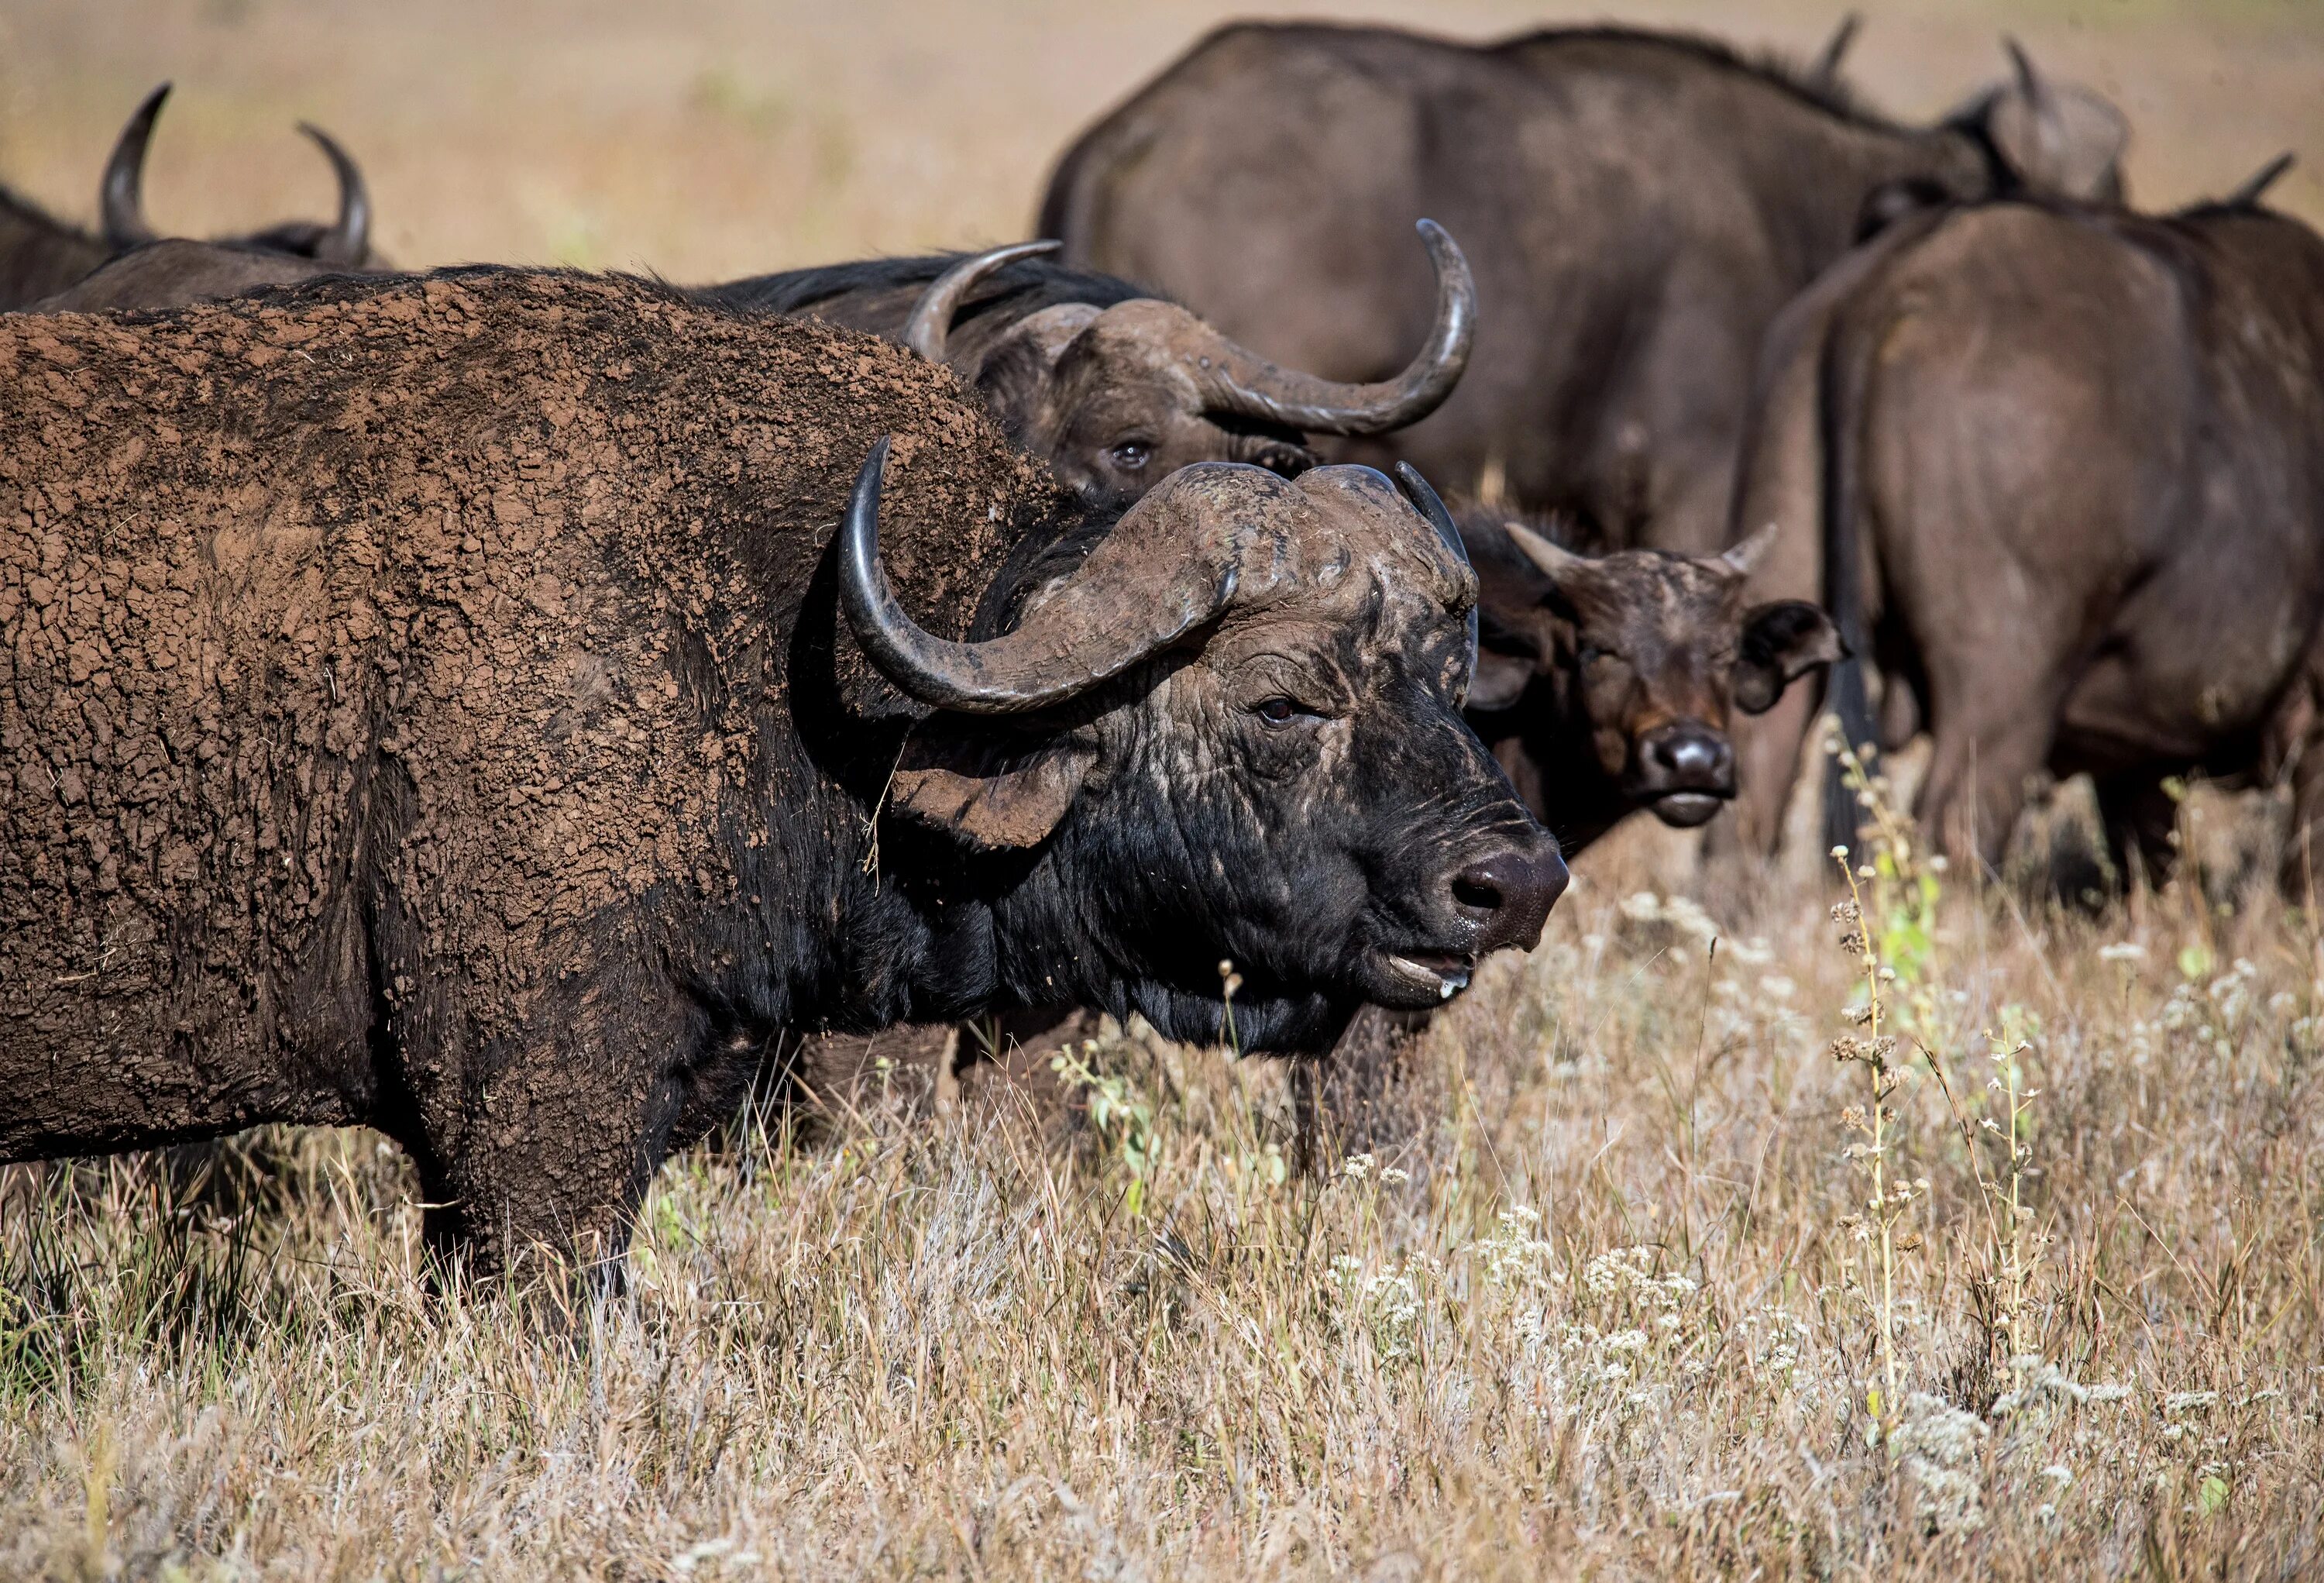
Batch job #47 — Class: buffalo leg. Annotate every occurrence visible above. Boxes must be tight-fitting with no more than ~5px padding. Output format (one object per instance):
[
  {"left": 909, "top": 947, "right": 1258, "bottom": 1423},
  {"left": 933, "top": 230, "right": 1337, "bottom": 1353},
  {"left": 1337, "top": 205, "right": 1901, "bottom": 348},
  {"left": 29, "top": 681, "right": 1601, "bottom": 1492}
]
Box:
[
  {"left": 2095, "top": 770, "right": 2181, "bottom": 892},
  {"left": 409, "top": 1000, "right": 690, "bottom": 1283},
  {"left": 2284, "top": 741, "right": 2324, "bottom": 907},
  {"left": 1917, "top": 689, "right": 2063, "bottom": 875}
]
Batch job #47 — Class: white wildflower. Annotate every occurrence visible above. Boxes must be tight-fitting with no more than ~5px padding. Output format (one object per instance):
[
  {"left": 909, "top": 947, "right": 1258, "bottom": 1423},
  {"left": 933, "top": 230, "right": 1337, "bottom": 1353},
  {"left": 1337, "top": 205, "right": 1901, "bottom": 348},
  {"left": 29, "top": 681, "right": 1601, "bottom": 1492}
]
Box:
[{"left": 1892, "top": 1392, "right": 1990, "bottom": 1535}]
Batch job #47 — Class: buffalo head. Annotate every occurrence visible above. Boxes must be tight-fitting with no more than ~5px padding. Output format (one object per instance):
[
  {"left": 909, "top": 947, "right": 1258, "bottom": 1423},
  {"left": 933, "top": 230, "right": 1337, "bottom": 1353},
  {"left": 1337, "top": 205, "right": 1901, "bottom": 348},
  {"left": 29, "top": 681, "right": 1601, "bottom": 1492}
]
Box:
[
  {"left": 1467, "top": 519, "right": 1843, "bottom": 831},
  {"left": 903, "top": 222, "right": 1473, "bottom": 510},
  {"left": 101, "top": 83, "right": 376, "bottom": 265},
  {"left": 1962, "top": 39, "right": 2129, "bottom": 204},
  {"left": 844, "top": 443, "right": 1562, "bottom": 1050}
]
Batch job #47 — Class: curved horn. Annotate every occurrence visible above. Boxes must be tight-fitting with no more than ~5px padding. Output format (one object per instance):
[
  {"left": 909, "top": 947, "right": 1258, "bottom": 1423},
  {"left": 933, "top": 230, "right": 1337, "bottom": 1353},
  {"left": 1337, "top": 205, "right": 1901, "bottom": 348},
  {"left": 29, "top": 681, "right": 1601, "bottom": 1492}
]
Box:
[
  {"left": 1720, "top": 521, "right": 1781, "bottom": 577},
  {"left": 297, "top": 122, "right": 372, "bottom": 264},
  {"left": 1811, "top": 13, "right": 1862, "bottom": 84},
  {"left": 2226, "top": 152, "right": 2295, "bottom": 209},
  {"left": 101, "top": 82, "right": 171, "bottom": 249},
  {"left": 903, "top": 240, "right": 1061, "bottom": 363},
  {"left": 1186, "top": 219, "right": 1475, "bottom": 436},
  {"left": 2003, "top": 37, "right": 2050, "bottom": 112},
  {"left": 1392, "top": 463, "right": 1478, "bottom": 693},
  {"left": 840, "top": 437, "right": 1241, "bottom": 714},
  {"left": 1503, "top": 519, "right": 1589, "bottom": 583}
]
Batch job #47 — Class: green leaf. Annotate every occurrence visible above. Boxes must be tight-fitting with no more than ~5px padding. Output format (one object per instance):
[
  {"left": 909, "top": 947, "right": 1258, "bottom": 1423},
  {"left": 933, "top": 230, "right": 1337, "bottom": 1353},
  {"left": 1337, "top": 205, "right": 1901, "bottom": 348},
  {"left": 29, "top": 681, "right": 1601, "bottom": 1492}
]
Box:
[
  {"left": 2199, "top": 1474, "right": 2229, "bottom": 1515},
  {"left": 2178, "top": 943, "right": 2215, "bottom": 982}
]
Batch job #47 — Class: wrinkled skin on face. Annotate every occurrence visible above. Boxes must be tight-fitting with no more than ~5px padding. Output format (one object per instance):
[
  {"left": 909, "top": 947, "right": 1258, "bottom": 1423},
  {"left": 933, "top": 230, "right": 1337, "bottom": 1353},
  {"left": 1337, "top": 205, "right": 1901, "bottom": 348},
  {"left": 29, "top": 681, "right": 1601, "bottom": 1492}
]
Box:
[
  {"left": 968, "top": 300, "right": 1320, "bottom": 509},
  {"left": 1460, "top": 514, "right": 1841, "bottom": 855},
  {"left": 889, "top": 464, "right": 1566, "bottom": 1051}
]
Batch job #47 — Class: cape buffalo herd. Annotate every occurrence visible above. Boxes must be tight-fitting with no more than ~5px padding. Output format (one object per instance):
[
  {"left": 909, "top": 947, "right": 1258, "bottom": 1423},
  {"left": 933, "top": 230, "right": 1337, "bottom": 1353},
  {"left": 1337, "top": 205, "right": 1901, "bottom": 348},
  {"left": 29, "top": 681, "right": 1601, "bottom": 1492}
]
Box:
[
  {"left": 3, "top": 15, "right": 2318, "bottom": 1272},
  {"left": 0, "top": 83, "right": 376, "bottom": 312}
]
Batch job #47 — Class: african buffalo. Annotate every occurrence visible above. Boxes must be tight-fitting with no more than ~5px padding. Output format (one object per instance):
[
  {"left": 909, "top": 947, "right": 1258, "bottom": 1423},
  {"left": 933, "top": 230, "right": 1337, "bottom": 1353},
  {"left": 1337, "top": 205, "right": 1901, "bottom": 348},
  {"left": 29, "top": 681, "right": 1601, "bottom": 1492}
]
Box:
[
  {"left": 29, "top": 237, "right": 359, "bottom": 314},
  {"left": 0, "top": 82, "right": 375, "bottom": 311},
  {"left": 700, "top": 222, "right": 1472, "bottom": 508},
  {"left": 799, "top": 504, "right": 1847, "bottom": 1121},
  {"left": 1463, "top": 511, "right": 1841, "bottom": 856},
  {"left": 1040, "top": 22, "right": 2126, "bottom": 555},
  {"left": 1723, "top": 184, "right": 2324, "bottom": 884},
  {"left": 0, "top": 270, "right": 1561, "bottom": 1274}
]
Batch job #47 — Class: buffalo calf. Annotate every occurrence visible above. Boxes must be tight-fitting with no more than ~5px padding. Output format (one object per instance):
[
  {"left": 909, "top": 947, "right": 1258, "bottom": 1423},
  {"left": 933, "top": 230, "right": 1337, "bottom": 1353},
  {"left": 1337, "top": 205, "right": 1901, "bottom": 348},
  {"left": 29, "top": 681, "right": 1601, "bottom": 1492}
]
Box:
[{"left": 1462, "top": 511, "right": 1841, "bottom": 856}]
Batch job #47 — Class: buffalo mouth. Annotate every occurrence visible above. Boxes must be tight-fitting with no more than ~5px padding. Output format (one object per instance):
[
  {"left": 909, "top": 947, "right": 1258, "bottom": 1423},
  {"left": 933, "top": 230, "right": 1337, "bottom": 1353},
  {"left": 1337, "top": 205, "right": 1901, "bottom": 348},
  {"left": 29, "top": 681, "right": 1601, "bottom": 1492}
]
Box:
[
  {"left": 1367, "top": 948, "right": 1477, "bottom": 1009},
  {"left": 1648, "top": 788, "right": 1731, "bottom": 828}
]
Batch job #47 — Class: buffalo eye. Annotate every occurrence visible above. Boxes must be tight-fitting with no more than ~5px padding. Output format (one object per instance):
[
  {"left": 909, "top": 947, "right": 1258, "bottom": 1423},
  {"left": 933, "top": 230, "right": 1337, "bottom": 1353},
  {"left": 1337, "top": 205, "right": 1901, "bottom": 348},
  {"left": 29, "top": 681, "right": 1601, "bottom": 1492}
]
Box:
[
  {"left": 1108, "top": 439, "right": 1153, "bottom": 472},
  {"left": 1253, "top": 695, "right": 1313, "bottom": 726}
]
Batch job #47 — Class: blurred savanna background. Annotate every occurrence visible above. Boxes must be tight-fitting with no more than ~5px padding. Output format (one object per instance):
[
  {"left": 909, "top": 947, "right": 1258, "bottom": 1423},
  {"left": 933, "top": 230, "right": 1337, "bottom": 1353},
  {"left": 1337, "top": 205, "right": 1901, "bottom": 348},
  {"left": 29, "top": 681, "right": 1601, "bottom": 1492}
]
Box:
[
  {"left": 5, "top": 2, "right": 2324, "bottom": 1578},
  {"left": 2, "top": 0, "right": 2319, "bottom": 278}
]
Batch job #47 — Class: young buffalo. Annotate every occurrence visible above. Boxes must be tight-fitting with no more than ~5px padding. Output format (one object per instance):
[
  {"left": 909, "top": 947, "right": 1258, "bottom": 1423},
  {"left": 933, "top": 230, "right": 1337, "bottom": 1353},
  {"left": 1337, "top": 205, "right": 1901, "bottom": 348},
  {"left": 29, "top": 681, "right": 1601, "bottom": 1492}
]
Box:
[{"left": 1461, "top": 512, "right": 1842, "bottom": 855}]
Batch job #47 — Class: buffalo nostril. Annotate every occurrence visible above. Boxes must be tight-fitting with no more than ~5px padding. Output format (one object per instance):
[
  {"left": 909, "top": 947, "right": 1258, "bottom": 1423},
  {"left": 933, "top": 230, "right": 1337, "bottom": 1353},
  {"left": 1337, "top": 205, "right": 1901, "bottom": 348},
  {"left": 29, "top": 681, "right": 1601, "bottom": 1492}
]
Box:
[
  {"left": 1649, "top": 728, "right": 1735, "bottom": 786},
  {"left": 1452, "top": 871, "right": 1503, "bottom": 914},
  {"left": 1452, "top": 845, "right": 1569, "bottom": 955}
]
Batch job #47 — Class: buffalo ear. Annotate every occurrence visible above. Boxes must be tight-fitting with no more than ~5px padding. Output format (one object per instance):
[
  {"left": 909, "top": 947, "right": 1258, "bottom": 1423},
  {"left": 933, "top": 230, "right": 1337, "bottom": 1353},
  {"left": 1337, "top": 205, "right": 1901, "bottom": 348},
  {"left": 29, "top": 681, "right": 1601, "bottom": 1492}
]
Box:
[
  {"left": 889, "top": 721, "right": 1095, "bottom": 851},
  {"left": 1467, "top": 649, "right": 1535, "bottom": 712},
  {"left": 1735, "top": 600, "right": 1845, "bottom": 714}
]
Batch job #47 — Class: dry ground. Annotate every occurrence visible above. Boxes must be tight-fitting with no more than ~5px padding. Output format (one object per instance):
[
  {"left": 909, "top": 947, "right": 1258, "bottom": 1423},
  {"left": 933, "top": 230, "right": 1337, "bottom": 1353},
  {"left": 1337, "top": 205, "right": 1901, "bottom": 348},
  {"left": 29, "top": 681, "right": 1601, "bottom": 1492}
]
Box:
[
  {"left": 5, "top": 1, "right": 2324, "bottom": 1578},
  {"left": 4, "top": 773, "right": 2322, "bottom": 1578}
]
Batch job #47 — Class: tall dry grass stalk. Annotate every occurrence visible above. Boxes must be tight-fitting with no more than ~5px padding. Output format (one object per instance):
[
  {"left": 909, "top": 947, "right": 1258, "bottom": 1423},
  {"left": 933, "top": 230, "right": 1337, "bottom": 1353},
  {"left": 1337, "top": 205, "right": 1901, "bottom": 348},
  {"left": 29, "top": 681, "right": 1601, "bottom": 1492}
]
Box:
[{"left": 5, "top": 780, "right": 2322, "bottom": 1578}]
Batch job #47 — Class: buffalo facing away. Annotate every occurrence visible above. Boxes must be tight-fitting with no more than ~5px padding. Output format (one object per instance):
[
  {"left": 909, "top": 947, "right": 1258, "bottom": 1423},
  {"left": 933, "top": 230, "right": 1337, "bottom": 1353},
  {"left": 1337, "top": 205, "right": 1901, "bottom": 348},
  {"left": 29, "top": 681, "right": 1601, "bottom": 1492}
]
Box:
[
  {"left": 700, "top": 222, "right": 1471, "bottom": 509},
  {"left": 1463, "top": 514, "right": 1841, "bottom": 855},
  {"left": 0, "top": 271, "right": 1562, "bottom": 1273},
  {"left": 0, "top": 82, "right": 375, "bottom": 311},
  {"left": 1725, "top": 191, "right": 2324, "bottom": 884},
  {"left": 1041, "top": 22, "right": 2126, "bottom": 554}
]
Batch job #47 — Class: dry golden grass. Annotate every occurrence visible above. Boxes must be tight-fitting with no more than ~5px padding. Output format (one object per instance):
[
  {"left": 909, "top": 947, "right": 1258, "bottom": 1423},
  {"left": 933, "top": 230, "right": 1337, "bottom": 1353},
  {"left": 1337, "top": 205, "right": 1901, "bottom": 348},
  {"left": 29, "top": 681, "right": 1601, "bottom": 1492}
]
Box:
[
  {"left": 5, "top": 770, "right": 2322, "bottom": 1578},
  {"left": 5, "top": 2, "right": 2324, "bottom": 1577}
]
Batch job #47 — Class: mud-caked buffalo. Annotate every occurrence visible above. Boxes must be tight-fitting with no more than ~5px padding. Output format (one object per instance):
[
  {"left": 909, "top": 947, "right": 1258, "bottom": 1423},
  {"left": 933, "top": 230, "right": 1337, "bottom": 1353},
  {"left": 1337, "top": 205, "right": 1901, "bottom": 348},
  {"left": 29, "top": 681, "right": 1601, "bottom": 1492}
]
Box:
[
  {"left": 1041, "top": 22, "right": 2126, "bottom": 553},
  {"left": 0, "top": 270, "right": 1562, "bottom": 1274},
  {"left": 1724, "top": 184, "right": 2324, "bottom": 884},
  {"left": 1, "top": 82, "right": 376, "bottom": 311}
]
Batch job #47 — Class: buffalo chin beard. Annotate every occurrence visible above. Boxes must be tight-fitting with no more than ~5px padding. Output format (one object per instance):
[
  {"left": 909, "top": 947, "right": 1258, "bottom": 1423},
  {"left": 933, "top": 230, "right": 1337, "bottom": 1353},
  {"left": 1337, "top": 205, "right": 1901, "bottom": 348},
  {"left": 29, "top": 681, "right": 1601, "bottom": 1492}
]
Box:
[{"left": 1118, "top": 976, "right": 1355, "bottom": 1057}]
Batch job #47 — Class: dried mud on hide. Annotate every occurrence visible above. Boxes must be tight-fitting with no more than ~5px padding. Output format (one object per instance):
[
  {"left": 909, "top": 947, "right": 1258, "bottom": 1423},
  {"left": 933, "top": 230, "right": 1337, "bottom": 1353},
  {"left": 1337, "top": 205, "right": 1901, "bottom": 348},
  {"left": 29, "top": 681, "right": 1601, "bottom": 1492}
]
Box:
[{"left": 0, "top": 270, "right": 1056, "bottom": 1153}]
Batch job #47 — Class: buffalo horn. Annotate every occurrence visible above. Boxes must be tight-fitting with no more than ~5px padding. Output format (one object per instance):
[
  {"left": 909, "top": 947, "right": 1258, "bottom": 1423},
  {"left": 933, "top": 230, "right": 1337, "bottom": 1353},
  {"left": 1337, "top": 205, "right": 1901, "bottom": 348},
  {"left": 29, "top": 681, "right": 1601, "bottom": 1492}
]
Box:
[
  {"left": 101, "top": 83, "right": 171, "bottom": 249},
  {"left": 297, "top": 122, "right": 373, "bottom": 264},
  {"left": 1811, "top": 14, "right": 1862, "bottom": 86},
  {"left": 903, "top": 240, "right": 1062, "bottom": 363},
  {"left": 2226, "top": 152, "right": 2295, "bottom": 209},
  {"left": 1391, "top": 463, "right": 1479, "bottom": 693},
  {"left": 840, "top": 437, "right": 1241, "bottom": 714},
  {"left": 1503, "top": 520, "right": 1588, "bottom": 583},
  {"left": 1720, "top": 521, "right": 1780, "bottom": 577},
  {"left": 2003, "top": 37, "right": 2050, "bottom": 113},
  {"left": 1184, "top": 219, "right": 1474, "bottom": 437}
]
